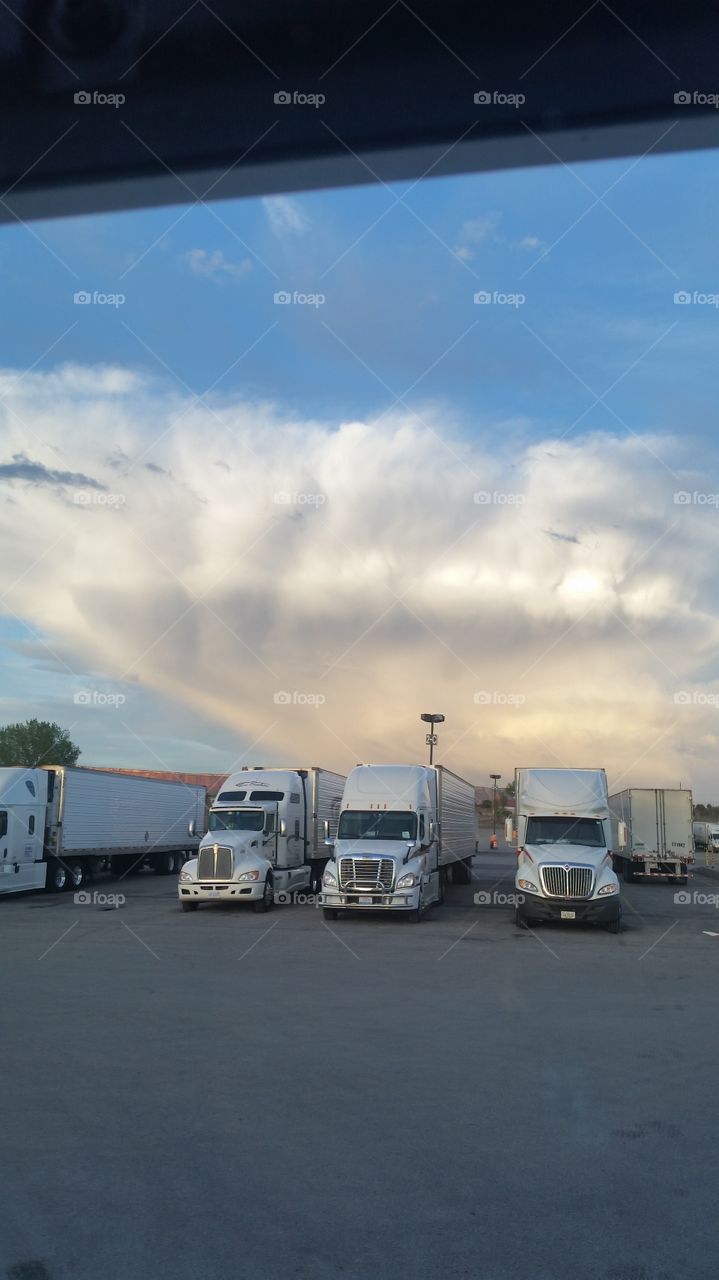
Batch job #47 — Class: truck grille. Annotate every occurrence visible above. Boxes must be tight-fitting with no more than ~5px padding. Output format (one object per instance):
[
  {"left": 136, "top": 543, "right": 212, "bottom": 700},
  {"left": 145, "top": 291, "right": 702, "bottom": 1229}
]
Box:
[
  {"left": 339, "top": 857, "right": 394, "bottom": 892},
  {"left": 540, "top": 865, "right": 593, "bottom": 899},
  {"left": 197, "top": 845, "right": 233, "bottom": 881}
]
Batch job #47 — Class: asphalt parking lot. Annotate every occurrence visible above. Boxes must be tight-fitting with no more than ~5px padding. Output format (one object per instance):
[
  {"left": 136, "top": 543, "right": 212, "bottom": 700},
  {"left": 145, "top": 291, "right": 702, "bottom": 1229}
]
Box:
[{"left": 3, "top": 843, "right": 718, "bottom": 1280}]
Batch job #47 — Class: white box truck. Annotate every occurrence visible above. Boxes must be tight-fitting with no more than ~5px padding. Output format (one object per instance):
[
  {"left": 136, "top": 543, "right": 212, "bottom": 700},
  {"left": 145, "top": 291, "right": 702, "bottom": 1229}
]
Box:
[
  {"left": 0, "top": 765, "right": 206, "bottom": 896},
  {"left": 319, "top": 763, "right": 477, "bottom": 921},
  {"left": 509, "top": 767, "right": 623, "bottom": 933},
  {"left": 178, "top": 766, "right": 345, "bottom": 912},
  {"left": 692, "top": 821, "right": 719, "bottom": 858},
  {"left": 610, "top": 788, "right": 693, "bottom": 883}
]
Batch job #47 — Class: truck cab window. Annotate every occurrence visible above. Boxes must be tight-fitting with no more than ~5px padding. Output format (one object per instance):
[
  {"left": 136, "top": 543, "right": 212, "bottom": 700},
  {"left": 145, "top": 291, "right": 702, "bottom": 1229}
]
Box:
[
  {"left": 419, "top": 815, "right": 425, "bottom": 840},
  {"left": 0, "top": 811, "right": 6, "bottom": 838},
  {"left": 28, "top": 815, "right": 35, "bottom": 835}
]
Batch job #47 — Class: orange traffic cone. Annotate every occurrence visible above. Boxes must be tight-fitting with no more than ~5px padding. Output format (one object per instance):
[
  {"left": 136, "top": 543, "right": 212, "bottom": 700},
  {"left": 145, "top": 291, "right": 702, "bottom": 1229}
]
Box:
[{"left": 490, "top": 834, "right": 498, "bottom": 849}]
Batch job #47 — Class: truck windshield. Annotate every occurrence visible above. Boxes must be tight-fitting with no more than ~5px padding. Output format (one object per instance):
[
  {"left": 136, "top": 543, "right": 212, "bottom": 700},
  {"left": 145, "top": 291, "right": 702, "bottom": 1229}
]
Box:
[
  {"left": 526, "top": 816, "right": 604, "bottom": 846},
  {"left": 337, "top": 811, "right": 418, "bottom": 840},
  {"left": 209, "top": 809, "right": 264, "bottom": 832}
]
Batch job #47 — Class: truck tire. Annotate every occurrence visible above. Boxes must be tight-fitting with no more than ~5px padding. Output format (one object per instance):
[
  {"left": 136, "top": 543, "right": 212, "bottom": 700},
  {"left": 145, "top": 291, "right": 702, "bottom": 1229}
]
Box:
[
  {"left": 623, "top": 859, "right": 635, "bottom": 883},
  {"left": 409, "top": 888, "right": 425, "bottom": 923},
  {"left": 153, "top": 851, "right": 177, "bottom": 875},
  {"left": 181, "top": 902, "right": 199, "bottom": 912},
  {"left": 47, "top": 860, "right": 68, "bottom": 892},
  {"left": 452, "top": 860, "right": 472, "bottom": 885},
  {"left": 67, "top": 861, "right": 87, "bottom": 890},
  {"left": 323, "top": 908, "right": 339, "bottom": 921},
  {"left": 252, "top": 876, "right": 274, "bottom": 913},
  {"left": 607, "top": 909, "right": 622, "bottom": 934},
  {"left": 514, "top": 908, "right": 530, "bottom": 929}
]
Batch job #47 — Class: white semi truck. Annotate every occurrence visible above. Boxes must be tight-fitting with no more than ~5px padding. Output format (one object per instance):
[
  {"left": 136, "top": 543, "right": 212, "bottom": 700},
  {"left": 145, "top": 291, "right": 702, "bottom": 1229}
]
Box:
[
  {"left": 692, "top": 821, "right": 719, "bottom": 859},
  {"left": 0, "top": 765, "right": 206, "bottom": 896},
  {"left": 178, "top": 766, "right": 346, "bottom": 912},
  {"left": 509, "top": 767, "right": 623, "bottom": 933},
  {"left": 319, "top": 763, "right": 477, "bottom": 921},
  {"left": 610, "top": 788, "right": 693, "bottom": 883}
]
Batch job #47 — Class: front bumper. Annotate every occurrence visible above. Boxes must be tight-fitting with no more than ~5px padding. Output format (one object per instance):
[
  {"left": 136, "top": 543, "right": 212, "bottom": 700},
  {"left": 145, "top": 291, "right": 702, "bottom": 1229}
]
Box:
[
  {"left": 517, "top": 891, "right": 620, "bottom": 925},
  {"left": 178, "top": 881, "right": 263, "bottom": 902},
  {"left": 318, "top": 887, "right": 418, "bottom": 911}
]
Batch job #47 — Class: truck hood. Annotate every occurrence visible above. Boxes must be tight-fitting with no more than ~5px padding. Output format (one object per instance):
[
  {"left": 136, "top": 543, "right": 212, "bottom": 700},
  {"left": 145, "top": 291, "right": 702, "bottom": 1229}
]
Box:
[
  {"left": 198, "top": 833, "right": 265, "bottom": 862},
  {"left": 523, "top": 842, "right": 611, "bottom": 871},
  {"left": 332, "top": 839, "right": 418, "bottom": 862}
]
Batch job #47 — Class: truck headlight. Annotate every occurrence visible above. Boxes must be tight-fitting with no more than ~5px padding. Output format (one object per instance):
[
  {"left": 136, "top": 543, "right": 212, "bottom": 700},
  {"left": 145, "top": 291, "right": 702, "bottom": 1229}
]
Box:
[
  {"left": 397, "top": 873, "right": 416, "bottom": 889},
  {"left": 237, "top": 869, "right": 260, "bottom": 882},
  {"left": 517, "top": 878, "right": 537, "bottom": 892},
  {"left": 179, "top": 870, "right": 194, "bottom": 883},
  {"left": 323, "top": 867, "right": 337, "bottom": 888},
  {"left": 598, "top": 883, "right": 618, "bottom": 895}
]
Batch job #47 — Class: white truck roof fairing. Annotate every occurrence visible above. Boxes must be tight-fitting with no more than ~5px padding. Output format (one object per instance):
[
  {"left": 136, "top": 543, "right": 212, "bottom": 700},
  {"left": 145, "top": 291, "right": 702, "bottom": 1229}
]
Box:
[
  {"left": 341, "top": 765, "right": 434, "bottom": 811},
  {"left": 0, "top": 767, "right": 47, "bottom": 805},
  {"left": 517, "top": 767, "right": 609, "bottom": 817}
]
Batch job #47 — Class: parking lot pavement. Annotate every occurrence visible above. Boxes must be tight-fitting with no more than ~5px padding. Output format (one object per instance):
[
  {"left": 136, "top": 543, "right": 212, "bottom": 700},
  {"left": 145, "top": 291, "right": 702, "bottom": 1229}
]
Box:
[{"left": 2, "top": 857, "right": 718, "bottom": 1280}]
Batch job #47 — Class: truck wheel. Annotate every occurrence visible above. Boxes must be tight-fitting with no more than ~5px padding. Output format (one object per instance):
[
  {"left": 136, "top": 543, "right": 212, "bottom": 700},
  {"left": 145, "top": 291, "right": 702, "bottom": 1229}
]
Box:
[
  {"left": 67, "top": 861, "right": 86, "bottom": 890},
  {"left": 438, "top": 869, "right": 447, "bottom": 905},
  {"left": 153, "top": 852, "right": 177, "bottom": 875},
  {"left": 623, "top": 859, "right": 635, "bottom": 883},
  {"left": 323, "top": 908, "right": 339, "bottom": 921},
  {"left": 47, "top": 860, "right": 68, "bottom": 892},
  {"left": 514, "top": 908, "right": 529, "bottom": 930},
  {"left": 607, "top": 909, "right": 622, "bottom": 934},
  {"left": 252, "top": 877, "right": 274, "bottom": 913},
  {"left": 181, "top": 902, "right": 199, "bottom": 913},
  {"left": 672, "top": 874, "right": 688, "bottom": 885},
  {"left": 409, "top": 889, "right": 425, "bottom": 923}
]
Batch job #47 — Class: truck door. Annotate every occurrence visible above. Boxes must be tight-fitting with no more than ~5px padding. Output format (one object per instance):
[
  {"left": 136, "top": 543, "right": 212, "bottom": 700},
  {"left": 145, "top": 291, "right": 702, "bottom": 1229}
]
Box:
[
  {"left": 0, "top": 806, "right": 45, "bottom": 893},
  {"left": 261, "top": 805, "right": 279, "bottom": 864}
]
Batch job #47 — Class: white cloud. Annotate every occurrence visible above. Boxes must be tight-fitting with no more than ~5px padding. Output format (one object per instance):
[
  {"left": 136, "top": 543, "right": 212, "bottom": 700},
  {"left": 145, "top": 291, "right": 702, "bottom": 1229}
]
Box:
[
  {"left": 517, "top": 234, "right": 547, "bottom": 252},
  {"left": 0, "top": 364, "right": 717, "bottom": 793},
  {"left": 182, "top": 248, "right": 253, "bottom": 283},
  {"left": 262, "top": 196, "right": 310, "bottom": 237},
  {"left": 454, "top": 214, "right": 499, "bottom": 260}
]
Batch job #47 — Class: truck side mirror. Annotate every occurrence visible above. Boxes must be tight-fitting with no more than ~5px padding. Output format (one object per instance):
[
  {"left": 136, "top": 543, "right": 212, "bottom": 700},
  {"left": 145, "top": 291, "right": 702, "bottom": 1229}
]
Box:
[
  {"left": 504, "top": 817, "right": 513, "bottom": 842},
  {"left": 618, "top": 821, "right": 627, "bottom": 849},
  {"left": 279, "top": 818, "right": 287, "bottom": 837},
  {"left": 323, "top": 819, "right": 330, "bottom": 839},
  {"left": 188, "top": 819, "right": 196, "bottom": 837},
  {"left": 429, "top": 820, "right": 438, "bottom": 842}
]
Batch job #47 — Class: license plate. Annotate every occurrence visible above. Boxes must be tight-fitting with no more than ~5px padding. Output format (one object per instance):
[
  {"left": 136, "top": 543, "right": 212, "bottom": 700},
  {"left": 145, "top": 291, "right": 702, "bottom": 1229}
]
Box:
[
  {"left": 561, "top": 910, "right": 575, "bottom": 920},
  {"left": 359, "top": 895, "right": 373, "bottom": 905}
]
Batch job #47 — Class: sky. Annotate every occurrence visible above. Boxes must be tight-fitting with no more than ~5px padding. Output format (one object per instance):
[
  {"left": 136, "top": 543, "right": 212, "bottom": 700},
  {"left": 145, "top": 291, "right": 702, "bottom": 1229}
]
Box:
[{"left": 2, "top": 144, "right": 719, "bottom": 796}]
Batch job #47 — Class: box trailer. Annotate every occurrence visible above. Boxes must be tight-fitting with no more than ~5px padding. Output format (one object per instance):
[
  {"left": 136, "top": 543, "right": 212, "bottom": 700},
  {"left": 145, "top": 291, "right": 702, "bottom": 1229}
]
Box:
[
  {"left": 610, "top": 788, "right": 693, "bottom": 883},
  {"left": 0, "top": 765, "right": 206, "bottom": 895},
  {"left": 178, "top": 766, "right": 346, "bottom": 912},
  {"left": 319, "top": 763, "right": 477, "bottom": 920}
]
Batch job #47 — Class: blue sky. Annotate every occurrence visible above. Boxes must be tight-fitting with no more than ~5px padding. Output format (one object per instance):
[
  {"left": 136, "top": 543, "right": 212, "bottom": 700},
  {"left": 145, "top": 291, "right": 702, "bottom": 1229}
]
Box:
[{"left": 2, "top": 146, "right": 719, "bottom": 792}]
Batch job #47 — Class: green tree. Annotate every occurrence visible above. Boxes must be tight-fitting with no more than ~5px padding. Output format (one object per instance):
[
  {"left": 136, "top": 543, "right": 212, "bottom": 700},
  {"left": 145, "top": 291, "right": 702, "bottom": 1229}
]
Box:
[{"left": 0, "top": 720, "right": 81, "bottom": 767}]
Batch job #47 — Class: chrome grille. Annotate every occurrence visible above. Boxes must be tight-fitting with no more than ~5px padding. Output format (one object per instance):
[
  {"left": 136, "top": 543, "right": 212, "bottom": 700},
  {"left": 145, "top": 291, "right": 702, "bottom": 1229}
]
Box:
[
  {"left": 339, "top": 857, "right": 394, "bottom": 892},
  {"left": 540, "top": 864, "right": 593, "bottom": 898},
  {"left": 197, "top": 845, "right": 233, "bottom": 881}
]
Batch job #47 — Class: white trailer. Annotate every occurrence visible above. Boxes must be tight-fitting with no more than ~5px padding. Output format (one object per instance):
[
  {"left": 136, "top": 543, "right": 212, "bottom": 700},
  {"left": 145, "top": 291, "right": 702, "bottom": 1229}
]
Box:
[
  {"left": 319, "top": 763, "right": 477, "bottom": 921},
  {"left": 510, "top": 767, "right": 623, "bottom": 932},
  {"left": 178, "top": 766, "right": 346, "bottom": 912},
  {"left": 0, "top": 766, "right": 205, "bottom": 896},
  {"left": 610, "top": 788, "right": 693, "bottom": 883}
]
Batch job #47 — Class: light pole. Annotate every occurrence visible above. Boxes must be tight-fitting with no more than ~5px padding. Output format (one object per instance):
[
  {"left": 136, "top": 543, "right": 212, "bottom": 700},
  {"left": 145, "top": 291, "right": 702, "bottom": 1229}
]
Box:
[
  {"left": 490, "top": 773, "right": 502, "bottom": 837},
  {"left": 420, "top": 712, "right": 445, "bottom": 766}
]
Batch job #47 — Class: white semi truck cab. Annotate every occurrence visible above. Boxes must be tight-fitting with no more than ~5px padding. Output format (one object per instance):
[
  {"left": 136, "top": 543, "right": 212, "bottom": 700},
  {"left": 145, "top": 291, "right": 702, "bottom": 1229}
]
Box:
[
  {"left": 319, "top": 763, "right": 477, "bottom": 921},
  {"left": 510, "top": 767, "right": 624, "bottom": 933},
  {"left": 178, "top": 766, "right": 345, "bottom": 913}
]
